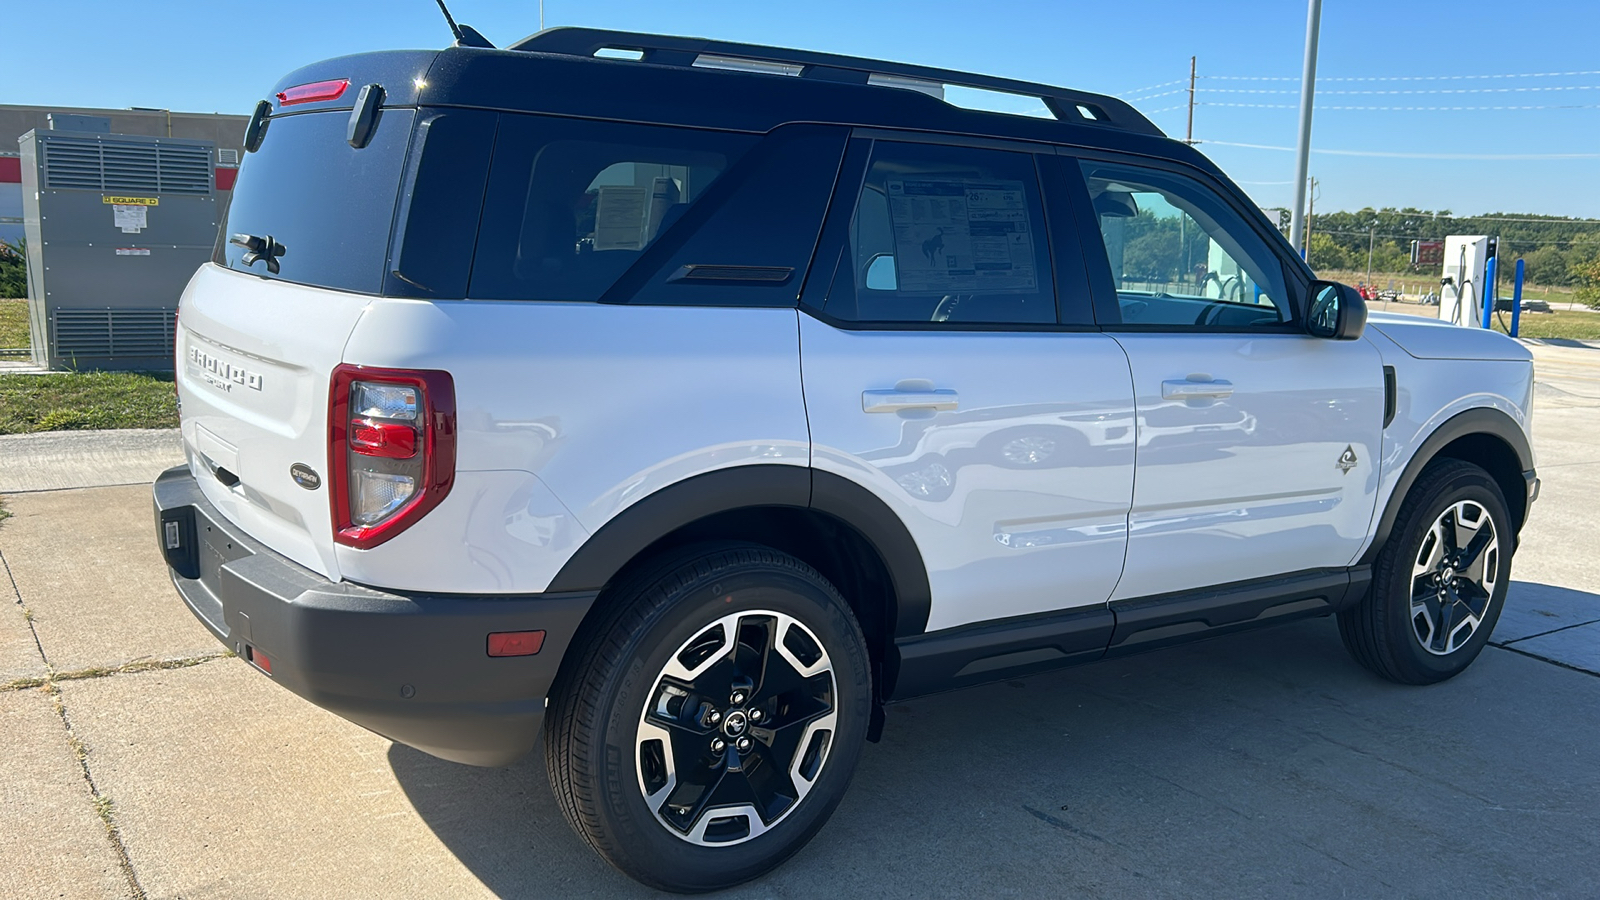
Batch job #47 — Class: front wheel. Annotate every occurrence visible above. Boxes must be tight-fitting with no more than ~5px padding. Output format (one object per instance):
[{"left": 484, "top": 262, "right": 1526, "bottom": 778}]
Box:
[
  {"left": 1339, "top": 459, "right": 1513, "bottom": 684},
  {"left": 544, "top": 544, "right": 871, "bottom": 892}
]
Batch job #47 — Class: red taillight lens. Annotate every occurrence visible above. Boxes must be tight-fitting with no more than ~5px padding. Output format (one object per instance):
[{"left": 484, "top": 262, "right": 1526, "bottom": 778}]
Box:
[
  {"left": 349, "top": 418, "right": 417, "bottom": 459},
  {"left": 329, "top": 366, "right": 456, "bottom": 550},
  {"left": 277, "top": 78, "right": 349, "bottom": 106}
]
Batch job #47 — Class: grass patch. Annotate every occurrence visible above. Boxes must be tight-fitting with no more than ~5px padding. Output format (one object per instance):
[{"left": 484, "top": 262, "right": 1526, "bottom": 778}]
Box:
[
  {"left": 0, "top": 298, "right": 27, "bottom": 353},
  {"left": 0, "top": 371, "right": 178, "bottom": 434},
  {"left": 1492, "top": 309, "right": 1600, "bottom": 342}
]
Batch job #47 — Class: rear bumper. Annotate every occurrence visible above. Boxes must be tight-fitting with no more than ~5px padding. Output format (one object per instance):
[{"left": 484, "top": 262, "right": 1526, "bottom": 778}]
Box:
[{"left": 152, "top": 466, "right": 595, "bottom": 766}]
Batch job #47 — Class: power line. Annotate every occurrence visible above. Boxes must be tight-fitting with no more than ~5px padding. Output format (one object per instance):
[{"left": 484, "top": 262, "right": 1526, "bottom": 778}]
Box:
[
  {"left": 1201, "top": 101, "right": 1600, "bottom": 111},
  {"left": 1115, "top": 78, "right": 1186, "bottom": 97},
  {"left": 1199, "top": 139, "right": 1600, "bottom": 160},
  {"left": 1202, "top": 85, "right": 1600, "bottom": 95},
  {"left": 1121, "top": 88, "right": 1187, "bottom": 101},
  {"left": 1205, "top": 69, "right": 1600, "bottom": 82}
]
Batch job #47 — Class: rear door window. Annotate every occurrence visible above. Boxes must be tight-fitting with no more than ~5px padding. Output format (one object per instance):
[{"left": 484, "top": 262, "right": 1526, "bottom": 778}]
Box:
[
  {"left": 469, "top": 116, "right": 757, "bottom": 301},
  {"left": 821, "top": 141, "right": 1057, "bottom": 326},
  {"left": 219, "top": 109, "right": 416, "bottom": 294}
]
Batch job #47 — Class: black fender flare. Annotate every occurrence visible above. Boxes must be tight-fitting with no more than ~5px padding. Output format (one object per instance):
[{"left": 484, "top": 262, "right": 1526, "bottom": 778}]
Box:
[
  {"left": 544, "top": 465, "right": 934, "bottom": 637},
  {"left": 1361, "top": 406, "right": 1533, "bottom": 566}
]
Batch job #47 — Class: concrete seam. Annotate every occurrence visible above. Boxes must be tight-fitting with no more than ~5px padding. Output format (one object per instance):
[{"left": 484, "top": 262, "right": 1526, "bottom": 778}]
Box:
[
  {"left": 1494, "top": 617, "right": 1600, "bottom": 646},
  {"left": 0, "top": 652, "right": 232, "bottom": 693},
  {"left": 45, "top": 684, "right": 148, "bottom": 900},
  {"left": 0, "top": 481, "right": 163, "bottom": 496},
  {"left": 0, "top": 543, "right": 148, "bottom": 900},
  {"left": 1489, "top": 643, "right": 1600, "bottom": 679}
]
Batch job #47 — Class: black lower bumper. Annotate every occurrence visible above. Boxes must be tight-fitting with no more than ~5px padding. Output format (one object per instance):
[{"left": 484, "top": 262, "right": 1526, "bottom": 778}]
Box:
[{"left": 152, "top": 466, "right": 596, "bottom": 766}]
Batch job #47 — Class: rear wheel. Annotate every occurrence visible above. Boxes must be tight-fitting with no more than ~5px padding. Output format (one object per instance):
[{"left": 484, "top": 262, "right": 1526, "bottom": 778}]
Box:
[
  {"left": 1339, "top": 459, "right": 1513, "bottom": 684},
  {"left": 544, "top": 543, "right": 871, "bottom": 892}
]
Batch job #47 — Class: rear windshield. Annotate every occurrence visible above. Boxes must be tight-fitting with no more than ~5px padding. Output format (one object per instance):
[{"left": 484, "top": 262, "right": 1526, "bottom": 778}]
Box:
[{"left": 217, "top": 109, "right": 415, "bottom": 294}]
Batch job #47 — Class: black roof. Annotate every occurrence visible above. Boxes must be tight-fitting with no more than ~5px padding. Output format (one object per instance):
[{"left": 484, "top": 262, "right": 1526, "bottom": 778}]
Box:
[{"left": 266, "top": 28, "right": 1218, "bottom": 176}]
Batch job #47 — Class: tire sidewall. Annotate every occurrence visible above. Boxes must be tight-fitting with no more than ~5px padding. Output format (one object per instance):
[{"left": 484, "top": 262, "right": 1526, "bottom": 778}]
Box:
[
  {"left": 1380, "top": 465, "right": 1512, "bottom": 679},
  {"left": 593, "top": 558, "right": 871, "bottom": 890}
]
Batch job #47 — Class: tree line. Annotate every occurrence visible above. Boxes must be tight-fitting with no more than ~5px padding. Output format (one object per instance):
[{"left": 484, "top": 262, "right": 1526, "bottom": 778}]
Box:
[{"left": 1301, "top": 207, "right": 1600, "bottom": 288}]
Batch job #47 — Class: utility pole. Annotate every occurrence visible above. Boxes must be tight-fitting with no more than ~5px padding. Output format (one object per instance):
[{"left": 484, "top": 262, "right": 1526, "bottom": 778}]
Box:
[
  {"left": 1366, "top": 222, "right": 1376, "bottom": 288},
  {"left": 1305, "top": 176, "right": 1318, "bottom": 260},
  {"left": 1185, "top": 56, "right": 1197, "bottom": 145},
  {"left": 1288, "top": 0, "right": 1324, "bottom": 255}
]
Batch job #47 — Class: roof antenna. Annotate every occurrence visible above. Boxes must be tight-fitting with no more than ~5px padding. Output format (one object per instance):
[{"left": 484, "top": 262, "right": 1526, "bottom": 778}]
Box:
[{"left": 433, "top": 0, "right": 495, "bottom": 48}]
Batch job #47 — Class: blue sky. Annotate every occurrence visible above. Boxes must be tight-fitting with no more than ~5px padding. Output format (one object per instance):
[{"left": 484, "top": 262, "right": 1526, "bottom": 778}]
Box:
[{"left": 6, "top": 0, "right": 1598, "bottom": 218}]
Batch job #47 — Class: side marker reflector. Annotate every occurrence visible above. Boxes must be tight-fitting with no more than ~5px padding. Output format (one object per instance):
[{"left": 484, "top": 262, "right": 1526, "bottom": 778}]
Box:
[
  {"left": 247, "top": 646, "right": 272, "bottom": 675},
  {"left": 487, "top": 630, "right": 546, "bottom": 657}
]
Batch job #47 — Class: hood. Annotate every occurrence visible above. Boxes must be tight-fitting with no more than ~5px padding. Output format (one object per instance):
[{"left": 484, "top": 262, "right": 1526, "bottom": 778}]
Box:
[{"left": 1366, "top": 312, "right": 1532, "bottom": 362}]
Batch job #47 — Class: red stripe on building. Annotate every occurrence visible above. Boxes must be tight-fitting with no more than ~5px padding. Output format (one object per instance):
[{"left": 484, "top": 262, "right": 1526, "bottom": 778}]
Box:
[
  {"left": 215, "top": 167, "right": 238, "bottom": 191},
  {"left": 0, "top": 157, "right": 21, "bottom": 184}
]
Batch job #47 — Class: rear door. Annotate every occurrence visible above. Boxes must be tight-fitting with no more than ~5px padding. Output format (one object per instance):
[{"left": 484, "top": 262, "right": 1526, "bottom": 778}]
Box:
[
  {"left": 800, "top": 135, "right": 1136, "bottom": 633},
  {"left": 1066, "top": 155, "right": 1384, "bottom": 601},
  {"left": 178, "top": 105, "right": 422, "bottom": 577}
]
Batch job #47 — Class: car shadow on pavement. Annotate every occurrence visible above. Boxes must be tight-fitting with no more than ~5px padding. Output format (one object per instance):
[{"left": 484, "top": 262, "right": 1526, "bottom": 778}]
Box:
[{"left": 390, "top": 614, "right": 1600, "bottom": 899}]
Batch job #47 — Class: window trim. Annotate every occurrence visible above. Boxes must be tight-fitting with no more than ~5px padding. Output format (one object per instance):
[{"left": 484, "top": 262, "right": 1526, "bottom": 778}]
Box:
[
  {"left": 1059, "top": 148, "right": 1314, "bottom": 335},
  {"left": 798, "top": 129, "right": 1093, "bottom": 333}
]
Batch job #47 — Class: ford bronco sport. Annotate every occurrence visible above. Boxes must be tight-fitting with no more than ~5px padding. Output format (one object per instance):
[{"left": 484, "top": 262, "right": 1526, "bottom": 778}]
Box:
[{"left": 154, "top": 26, "right": 1538, "bottom": 892}]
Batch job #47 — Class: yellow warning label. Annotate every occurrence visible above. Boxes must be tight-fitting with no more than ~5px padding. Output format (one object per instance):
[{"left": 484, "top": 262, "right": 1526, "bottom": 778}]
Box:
[{"left": 102, "top": 195, "right": 159, "bottom": 206}]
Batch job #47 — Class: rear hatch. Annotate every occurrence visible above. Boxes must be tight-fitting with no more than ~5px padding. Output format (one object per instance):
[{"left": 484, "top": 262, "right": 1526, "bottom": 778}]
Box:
[{"left": 178, "top": 55, "right": 433, "bottom": 578}]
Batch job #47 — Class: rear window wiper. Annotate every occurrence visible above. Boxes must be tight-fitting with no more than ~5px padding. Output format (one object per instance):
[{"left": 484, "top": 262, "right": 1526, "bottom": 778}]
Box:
[{"left": 230, "top": 233, "right": 287, "bottom": 274}]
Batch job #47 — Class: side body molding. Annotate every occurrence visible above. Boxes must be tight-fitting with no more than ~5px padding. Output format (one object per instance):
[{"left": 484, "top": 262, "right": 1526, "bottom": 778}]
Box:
[
  {"left": 544, "top": 466, "right": 934, "bottom": 637},
  {"left": 1361, "top": 407, "right": 1534, "bottom": 566}
]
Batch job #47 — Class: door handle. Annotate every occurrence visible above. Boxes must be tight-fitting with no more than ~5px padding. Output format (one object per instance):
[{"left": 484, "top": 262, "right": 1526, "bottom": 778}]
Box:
[
  {"left": 862, "top": 389, "right": 959, "bottom": 413},
  {"left": 1161, "top": 379, "right": 1234, "bottom": 400}
]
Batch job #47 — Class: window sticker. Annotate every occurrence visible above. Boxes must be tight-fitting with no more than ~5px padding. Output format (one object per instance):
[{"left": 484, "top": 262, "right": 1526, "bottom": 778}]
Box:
[
  {"left": 887, "top": 178, "right": 1036, "bottom": 293},
  {"left": 592, "top": 185, "right": 649, "bottom": 251}
]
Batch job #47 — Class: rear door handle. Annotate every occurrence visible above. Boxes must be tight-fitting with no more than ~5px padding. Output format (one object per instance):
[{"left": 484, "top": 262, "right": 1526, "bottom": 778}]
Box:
[
  {"left": 1161, "top": 379, "right": 1234, "bottom": 400},
  {"left": 862, "top": 389, "right": 959, "bottom": 413}
]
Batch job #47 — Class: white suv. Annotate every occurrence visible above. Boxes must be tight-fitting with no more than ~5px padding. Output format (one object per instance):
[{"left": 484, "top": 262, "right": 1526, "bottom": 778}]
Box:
[{"left": 153, "top": 28, "right": 1538, "bottom": 892}]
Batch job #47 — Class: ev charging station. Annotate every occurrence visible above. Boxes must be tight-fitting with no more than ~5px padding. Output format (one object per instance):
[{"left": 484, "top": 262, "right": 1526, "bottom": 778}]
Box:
[{"left": 1439, "top": 235, "right": 1492, "bottom": 327}]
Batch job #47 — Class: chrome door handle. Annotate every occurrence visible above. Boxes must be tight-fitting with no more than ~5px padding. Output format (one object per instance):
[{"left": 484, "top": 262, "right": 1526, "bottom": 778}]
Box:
[
  {"left": 862, "top": 389, "right": 959, "bottom": 413},
  {"left": 1161, "top": 379, "right": 1234, "bottom": 400}
]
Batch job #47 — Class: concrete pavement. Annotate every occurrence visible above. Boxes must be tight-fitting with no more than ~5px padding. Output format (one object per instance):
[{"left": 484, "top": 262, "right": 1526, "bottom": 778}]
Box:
[
  {"left": 1, "top": 340, "right": 1597, "bottom": 898},
  {"left": 0, "top": 429, "right": 184, "bottom": 494}
]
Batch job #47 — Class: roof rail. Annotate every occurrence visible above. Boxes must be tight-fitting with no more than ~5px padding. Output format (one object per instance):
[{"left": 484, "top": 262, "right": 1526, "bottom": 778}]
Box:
[{"left": 508, "top": 27, "right": 1164, "bottom": 137}]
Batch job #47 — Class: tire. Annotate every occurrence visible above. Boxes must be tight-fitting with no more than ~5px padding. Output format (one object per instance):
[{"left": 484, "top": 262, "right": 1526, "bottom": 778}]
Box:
[
  {"left": 544, "top": 542, "right": 872, "bottom": 893},
  {"left": 1339, "top": 459, "right": 1513, "bottom": 684}
]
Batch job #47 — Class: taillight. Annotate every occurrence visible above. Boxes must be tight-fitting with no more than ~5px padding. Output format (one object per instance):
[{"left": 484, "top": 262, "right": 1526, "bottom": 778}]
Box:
[
  {"left": 329, "top": 365, "right": 455, "bottom": 549},
  {"left": 277, "top": 78, "right": 349, "bottom": 106}
]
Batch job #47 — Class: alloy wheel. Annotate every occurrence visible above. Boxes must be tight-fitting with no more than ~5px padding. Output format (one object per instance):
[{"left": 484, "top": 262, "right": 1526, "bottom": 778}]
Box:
[
  {"left": 636, "top": 610, "right": 837, "bottom": 846},
  {"left": 1409, "top": 499, "right": 1500, "bottom": 656}
]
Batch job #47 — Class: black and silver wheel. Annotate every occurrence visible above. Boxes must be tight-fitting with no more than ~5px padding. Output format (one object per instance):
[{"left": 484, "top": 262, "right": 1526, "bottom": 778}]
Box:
[
  {"left": 1339, "top": 459, "right": 1513, "bottom": 684},
  {"left": 545, "top": 544, "right": 871, "bottom": 892}
]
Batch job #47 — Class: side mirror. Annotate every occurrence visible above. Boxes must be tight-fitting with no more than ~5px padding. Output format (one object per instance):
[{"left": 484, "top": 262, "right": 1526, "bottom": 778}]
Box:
[{"left": 1307, "top": 280, "right": 1367, "bottom": 340}]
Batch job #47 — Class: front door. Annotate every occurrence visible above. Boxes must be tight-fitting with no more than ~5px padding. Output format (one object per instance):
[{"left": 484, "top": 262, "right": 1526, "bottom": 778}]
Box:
[
  {"left": 800, "top": 137, "right": 1136, "bottom": 633},
  {"left": 1070, "top": 157, "right": 1384, "bottom": 601}
]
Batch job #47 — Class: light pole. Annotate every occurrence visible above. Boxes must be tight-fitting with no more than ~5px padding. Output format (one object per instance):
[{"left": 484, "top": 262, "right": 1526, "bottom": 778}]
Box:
[{"left": 1288, "top": 0, "right": 1324, "bottom": 256}]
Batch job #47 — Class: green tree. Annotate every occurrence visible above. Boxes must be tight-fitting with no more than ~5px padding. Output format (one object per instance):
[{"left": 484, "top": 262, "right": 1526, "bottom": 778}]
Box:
[
  {"left": 1307, "top": 232, "right": 1351, "bottom": 272},
  {"left": 0, "top": 239, "right": 26, "bottom": 299},
  {"left": 1573, "top": 255, "right": 1600, "bottom": 310}
]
